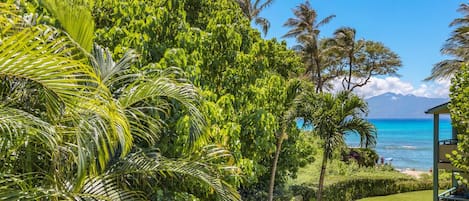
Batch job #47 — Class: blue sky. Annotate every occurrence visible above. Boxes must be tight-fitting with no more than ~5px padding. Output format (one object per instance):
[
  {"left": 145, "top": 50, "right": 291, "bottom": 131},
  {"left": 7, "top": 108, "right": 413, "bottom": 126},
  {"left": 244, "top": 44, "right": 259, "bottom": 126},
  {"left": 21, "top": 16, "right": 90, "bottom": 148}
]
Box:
[{"left": 258, "top": 0, "right": 465, "bottom": 98}]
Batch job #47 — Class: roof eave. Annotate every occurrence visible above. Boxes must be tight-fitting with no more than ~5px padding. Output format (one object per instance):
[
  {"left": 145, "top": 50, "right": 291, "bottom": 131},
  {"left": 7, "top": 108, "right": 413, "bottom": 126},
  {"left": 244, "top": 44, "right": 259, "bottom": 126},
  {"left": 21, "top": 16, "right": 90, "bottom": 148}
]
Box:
[{"left": 425, "top": 102, "right": 450, "bottom": 114}]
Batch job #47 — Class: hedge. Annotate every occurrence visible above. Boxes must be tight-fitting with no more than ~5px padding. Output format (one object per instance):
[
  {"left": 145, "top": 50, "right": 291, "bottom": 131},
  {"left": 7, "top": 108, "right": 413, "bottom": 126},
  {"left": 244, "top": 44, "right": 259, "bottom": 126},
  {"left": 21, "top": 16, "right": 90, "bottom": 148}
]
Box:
[{"left": 290, "top": 177, "right": 451, "bottom": 201}]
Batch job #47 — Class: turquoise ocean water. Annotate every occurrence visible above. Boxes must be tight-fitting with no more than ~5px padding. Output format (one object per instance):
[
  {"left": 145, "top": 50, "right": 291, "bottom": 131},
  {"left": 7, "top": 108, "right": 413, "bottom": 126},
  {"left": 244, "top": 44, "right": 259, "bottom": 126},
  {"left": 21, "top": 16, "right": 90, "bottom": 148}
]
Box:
[
  {"left": 299, "top": 118, "right": 453, "bottom": 171},
  {"left": 347, "top": 118, "right": 452, "bottom": 171}
]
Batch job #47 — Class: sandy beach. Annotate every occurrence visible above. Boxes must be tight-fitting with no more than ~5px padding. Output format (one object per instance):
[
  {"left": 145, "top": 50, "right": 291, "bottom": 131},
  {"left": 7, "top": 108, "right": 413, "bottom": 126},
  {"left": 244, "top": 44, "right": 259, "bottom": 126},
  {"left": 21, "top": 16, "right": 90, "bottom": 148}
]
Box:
[{"left": 400, "top": 169, "right": 431, "bottom": 179}]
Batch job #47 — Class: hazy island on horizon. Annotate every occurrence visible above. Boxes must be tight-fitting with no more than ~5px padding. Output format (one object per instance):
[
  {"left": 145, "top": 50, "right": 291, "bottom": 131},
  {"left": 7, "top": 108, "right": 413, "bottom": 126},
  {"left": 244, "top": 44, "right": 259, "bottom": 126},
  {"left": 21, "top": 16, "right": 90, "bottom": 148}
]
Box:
[{"left": 365, "top": 92, "right": 449, "bottom": 119}]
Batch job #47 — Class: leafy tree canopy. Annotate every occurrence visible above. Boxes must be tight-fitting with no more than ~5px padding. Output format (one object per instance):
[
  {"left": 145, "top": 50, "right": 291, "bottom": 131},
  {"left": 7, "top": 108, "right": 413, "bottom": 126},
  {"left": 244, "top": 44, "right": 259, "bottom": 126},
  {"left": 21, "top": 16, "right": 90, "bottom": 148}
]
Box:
[
  {"left": 449, "top": 64, "right": 469, "bottom": 173},
  {"left": 89, "top": 0, "right": 312, "bottom": 199}
]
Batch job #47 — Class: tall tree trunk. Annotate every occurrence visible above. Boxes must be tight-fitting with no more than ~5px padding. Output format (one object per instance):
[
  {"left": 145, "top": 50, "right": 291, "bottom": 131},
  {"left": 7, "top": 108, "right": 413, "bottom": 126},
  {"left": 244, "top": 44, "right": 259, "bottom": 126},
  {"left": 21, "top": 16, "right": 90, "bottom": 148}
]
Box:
[
  {"left": 347, "top": 54, "right": 353, "bottom": 91},
  {"left": 316, "top": 59, "right": 322, "bottom": 93},
  {"left": 268, "top": 131, "right": 286, "bottom": 201},
  {"left": 317, "top": 148, "right": 329, "bottom": 201}
]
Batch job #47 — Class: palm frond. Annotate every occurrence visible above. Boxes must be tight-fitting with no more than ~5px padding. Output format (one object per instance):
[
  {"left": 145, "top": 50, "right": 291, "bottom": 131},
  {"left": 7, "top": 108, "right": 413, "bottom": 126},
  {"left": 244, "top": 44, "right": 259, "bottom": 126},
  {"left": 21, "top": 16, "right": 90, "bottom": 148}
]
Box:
[
  {"left": 258, "top": 0, "right": 274, "bottom": 11},
  {"left": 0, "top": 25, "right": 98, "bottom": 120},
  {"left": 108, "top": 147, "right": 241, "bottom": 201},
  {"left": 0, "top": 3, "right": 27, "bottom": 38},
  {"left": 0, "top": 22, "right": 133, "bottom": 187},
  {"left": 426, "top": 59, "right": 463, "bottom": 81},
  {"left": 0, "top": 106, "right": 58, "bottom": 153},
  {"left": 316, "top": 15, "right": 336, "bottom": 28},
  {"left": 119, "top": 67, "right": 205, "bottom": 147},
  {"left": 0, "top": 173, "right": 143, "bottom": 201},
  {"left": 236, "top": 0, "right": 251, "bottom": 19},
  {"left": 91, "top": 44, "right": 139, "bottom": 87},
  {"left": 430, "top": 3, "right": 469, "bottom": 80},
  {"left": 254, "top": 17, "right": 270, "bottom": 36},
  {"left": 41, "top": 0, "right": 95, "bottom": 52},
  {"left": 0, "top": 173, "right": 48, "bottom": 201},
  {"left": 450, "top": 3, "right": 469, "bottom": 27},
  {"left": 75, "top": 176, "right": 145, "bottom": 201},
  {"left": 342, "top": 118, "right": 377, "bottom": 148}
]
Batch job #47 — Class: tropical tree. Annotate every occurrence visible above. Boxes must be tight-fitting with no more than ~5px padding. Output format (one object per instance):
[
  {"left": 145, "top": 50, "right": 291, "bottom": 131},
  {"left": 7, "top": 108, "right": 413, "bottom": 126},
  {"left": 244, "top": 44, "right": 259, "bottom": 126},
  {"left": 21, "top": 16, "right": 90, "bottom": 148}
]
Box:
[
  {"left": 90, "top": 44, "right": 240, "bottom": 200},
  {"left": 295, "top": 91, "right": 377, "bottom": 201},
  {"left": 90, "top": 0, "right": 313, "bottom": 199},
  {"left": 331, "top": 27, "right": 401, "bottom": 91},
  {"left": 283, "top": 1, "right": 335, "bottom": 92},
  {"left": 426, "top": 3, "right": 469, "bottom": 81},
  {"left": 448, "top": 64, "right": 469, "bottom": 179},
  {"left": 267, "top": 78, "right": 302, "bottom": 201},
  {"left": 0, "top": 1, "right": 241, "bottom": 200},
  {"left": 317, "top": 38, "right": 347, "bottom": 91},
  {"left": 0, "top": 2, "right": 136, "bottom": 198},
  {"left": 293, "top": 36, "right": 344, "bottom": 92},
  {"left": 236, "top": 0, "right": 274, "bottom": 36},
  {"left": 332, "top": 27, "right": 363, "bottom": 91}
]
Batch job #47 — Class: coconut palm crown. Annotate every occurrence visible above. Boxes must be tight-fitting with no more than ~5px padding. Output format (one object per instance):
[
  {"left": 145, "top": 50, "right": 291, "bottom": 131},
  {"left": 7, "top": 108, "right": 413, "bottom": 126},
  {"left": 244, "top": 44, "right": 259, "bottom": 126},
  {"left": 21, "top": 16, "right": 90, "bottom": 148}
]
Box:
[
  {"left": 236, "top": 0, "right": 274, "bottom": 36},
  {"left": 427, "top": 3, "right": 469, "bottom": 81}
]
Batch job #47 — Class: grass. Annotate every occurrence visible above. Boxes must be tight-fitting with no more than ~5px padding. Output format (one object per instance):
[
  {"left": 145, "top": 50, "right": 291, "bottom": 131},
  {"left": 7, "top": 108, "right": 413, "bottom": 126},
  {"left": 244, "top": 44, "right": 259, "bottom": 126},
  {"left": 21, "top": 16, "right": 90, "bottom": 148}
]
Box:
[
  {"left": 357, "top": 190, "right": 435, "bottom": 201},
  {"left": 289, "top": 157, "right": 410, "bottom": 187}
]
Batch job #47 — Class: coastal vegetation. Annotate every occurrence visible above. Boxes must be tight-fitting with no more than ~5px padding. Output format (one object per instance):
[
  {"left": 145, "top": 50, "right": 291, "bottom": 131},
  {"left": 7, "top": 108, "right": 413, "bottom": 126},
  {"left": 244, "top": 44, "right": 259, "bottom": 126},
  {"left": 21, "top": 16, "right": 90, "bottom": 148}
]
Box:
[
  {"left": 358, "top": 190, "right": 437, "bottom": 201},
  {"left": 0, "top": 0, "right": 465, "bottom": 201},
  {"left": 448, "top": 64, "right": 469, "bottom": 176},
  {"left": 443, "top": 2, "right": 469, "bottom": 185},
  {"left": 294, "top": 91, "right": 377, "bottom": 201},
  {"left": 235, "top": 0, "right": 273, "bottom": 36},
  {"left": 426, "top": 3, "right": 469, "bottom": 81},
  {"left": 287, "top": 135, "right": 452, "bottom": 201}
]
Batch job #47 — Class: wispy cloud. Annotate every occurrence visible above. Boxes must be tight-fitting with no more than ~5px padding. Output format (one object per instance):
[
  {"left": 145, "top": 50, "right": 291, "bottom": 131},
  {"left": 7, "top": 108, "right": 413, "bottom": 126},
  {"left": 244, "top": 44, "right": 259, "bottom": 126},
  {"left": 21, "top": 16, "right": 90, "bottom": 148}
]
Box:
[{"left": 329, "top": 77, "right": 451, "bottom": 99}]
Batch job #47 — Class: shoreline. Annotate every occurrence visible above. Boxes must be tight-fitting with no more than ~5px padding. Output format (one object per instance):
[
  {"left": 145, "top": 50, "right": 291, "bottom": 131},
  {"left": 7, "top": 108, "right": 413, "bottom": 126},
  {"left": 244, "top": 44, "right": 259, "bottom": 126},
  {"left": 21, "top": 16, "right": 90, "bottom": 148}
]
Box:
[{"left": 397, "top": 168, "right": 431, "bottom": 179}]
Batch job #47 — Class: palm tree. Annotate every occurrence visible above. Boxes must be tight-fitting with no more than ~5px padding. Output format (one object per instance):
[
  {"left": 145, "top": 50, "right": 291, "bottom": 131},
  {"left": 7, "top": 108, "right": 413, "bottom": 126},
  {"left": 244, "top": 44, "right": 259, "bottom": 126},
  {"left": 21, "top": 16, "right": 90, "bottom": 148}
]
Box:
[
  {"left": 330, "top": 28, "right": 402, "bottom": 91},
  {"left": 267, "top": 79, "right": 302, "bottom": 201},
  {"left": 0, "top": 1, "right": 241, "bottom": 200},
  {"left": 331, "top": 27, "right": 364, "bottom": 91},
  {"left": 295, "top": 91, "right": 376, "bottom": 201},
  {"left": 236, "top": 0, "right": 274, "bottom": 36},
  {"left": 90, "top": 45, "right": 240, "bottom": 200},
  {"left": 283, "top": 1, "right": 335, "bottom": 92},
  {"left": 426, "top": 3, "right": 469, "bottom": 81},
  {"left": 0, "top": 4, "right": 135, "bottom": 199}
]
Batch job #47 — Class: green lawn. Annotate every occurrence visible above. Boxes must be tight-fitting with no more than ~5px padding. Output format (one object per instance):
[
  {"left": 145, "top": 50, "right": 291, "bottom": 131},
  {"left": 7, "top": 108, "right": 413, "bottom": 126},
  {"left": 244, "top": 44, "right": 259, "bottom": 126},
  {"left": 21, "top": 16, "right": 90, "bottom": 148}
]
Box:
[{"left": 358, "top": 190, "right": 434, "bottom": 201}]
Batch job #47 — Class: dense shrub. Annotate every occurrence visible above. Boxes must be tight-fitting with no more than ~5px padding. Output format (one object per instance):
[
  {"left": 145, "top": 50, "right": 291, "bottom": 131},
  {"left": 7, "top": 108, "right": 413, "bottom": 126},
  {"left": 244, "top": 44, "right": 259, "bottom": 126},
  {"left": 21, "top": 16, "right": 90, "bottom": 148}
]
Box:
[
  {"left": 449, "top": 64, "right": 469, "bottom": 174},
  {"left": 342, "top": 148, "right": 379, "bottom": 167},
  {"left": 290, "top": 177, "right": 451, "bottom": 201}
]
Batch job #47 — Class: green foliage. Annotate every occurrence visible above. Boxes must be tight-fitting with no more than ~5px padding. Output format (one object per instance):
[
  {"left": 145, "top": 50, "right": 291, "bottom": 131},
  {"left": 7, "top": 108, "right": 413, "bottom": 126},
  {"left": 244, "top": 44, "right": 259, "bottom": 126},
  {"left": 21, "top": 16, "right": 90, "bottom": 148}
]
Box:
[
  {"left": 95, "top": 0, "right": 192, "bottom": 65},
  {"left": 235, "top": 0, "right": 274, "bottom": 35},
  {"left": 90, "top": 1, "right": 310, "bottom": 200},
  {"left": 282, "top": 3, "right": 401, "bottom": 92},
  {"left": 290, "top": 176, "right": 450, "bottom": 201},
  {"left": 0, "top": 1, "right": 243, "bottom": 200},
  {"left": 288, "top": 156, "right": 453, "bottom": 201},
  {"left": 358, "top": 190, "right": 435, "bottom": 201},
  {"left": 330, "top": 27, "right": 402, "bottom": 92},
  {"left": 282, "top": 1, "right": 335, "bottom": 92},
  {"left": 427, "top": 3, "right": 469, "bottom": 80},
  {"left": 41, "top": 0, "right": 95, "bottom": 52},
  {"left": 294, "top": 91, "right": 376, "bottom": 200},
  {"left": 449, "top": 64, "right": 469, "bottom": 173},
  {"left": 342, "top": 148, "right": 379, "bottom": 167}
]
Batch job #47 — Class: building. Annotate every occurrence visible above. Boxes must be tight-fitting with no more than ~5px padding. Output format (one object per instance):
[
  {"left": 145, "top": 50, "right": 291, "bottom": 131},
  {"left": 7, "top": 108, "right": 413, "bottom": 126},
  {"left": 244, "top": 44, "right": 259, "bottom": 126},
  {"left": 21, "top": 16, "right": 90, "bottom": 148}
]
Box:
[{"left": 426, "top": 102, "right": 468, "bottom": 201}]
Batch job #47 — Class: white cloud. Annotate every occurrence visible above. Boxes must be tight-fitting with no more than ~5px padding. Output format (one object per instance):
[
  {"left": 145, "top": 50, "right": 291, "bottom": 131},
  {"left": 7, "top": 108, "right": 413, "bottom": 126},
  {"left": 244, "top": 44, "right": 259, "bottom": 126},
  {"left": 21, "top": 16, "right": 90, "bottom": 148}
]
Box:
[{"left": 328, "top": 77, "right": 451, "bottom": 99}]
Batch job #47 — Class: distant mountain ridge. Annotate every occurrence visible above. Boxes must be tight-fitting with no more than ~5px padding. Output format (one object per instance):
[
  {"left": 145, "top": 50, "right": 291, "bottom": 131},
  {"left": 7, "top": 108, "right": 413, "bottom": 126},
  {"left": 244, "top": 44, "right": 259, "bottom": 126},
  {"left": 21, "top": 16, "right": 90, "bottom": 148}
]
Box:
[{"left": 365, "top": 92, "right": 449, "bottom": 119}]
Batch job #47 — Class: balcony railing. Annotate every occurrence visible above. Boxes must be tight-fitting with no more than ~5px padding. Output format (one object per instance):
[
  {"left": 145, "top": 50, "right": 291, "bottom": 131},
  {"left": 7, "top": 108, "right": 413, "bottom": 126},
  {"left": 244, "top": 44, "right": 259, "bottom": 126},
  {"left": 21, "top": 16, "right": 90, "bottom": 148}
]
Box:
[
  {"left": 439, "top": 187, "right": 469, "bottom": 201},
  {"left": 441, "top": 139, "right": 458, "bottom": 145},
  {"left": 439, "top": 139, "right": 458, "bottom": 170}
]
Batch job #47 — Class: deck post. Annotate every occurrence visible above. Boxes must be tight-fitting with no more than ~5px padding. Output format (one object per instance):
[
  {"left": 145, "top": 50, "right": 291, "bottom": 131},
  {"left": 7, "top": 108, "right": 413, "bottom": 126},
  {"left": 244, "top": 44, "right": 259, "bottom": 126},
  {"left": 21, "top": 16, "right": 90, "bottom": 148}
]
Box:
[{"left": 433, "top": 114, "right": 440, "bottom": 201}]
